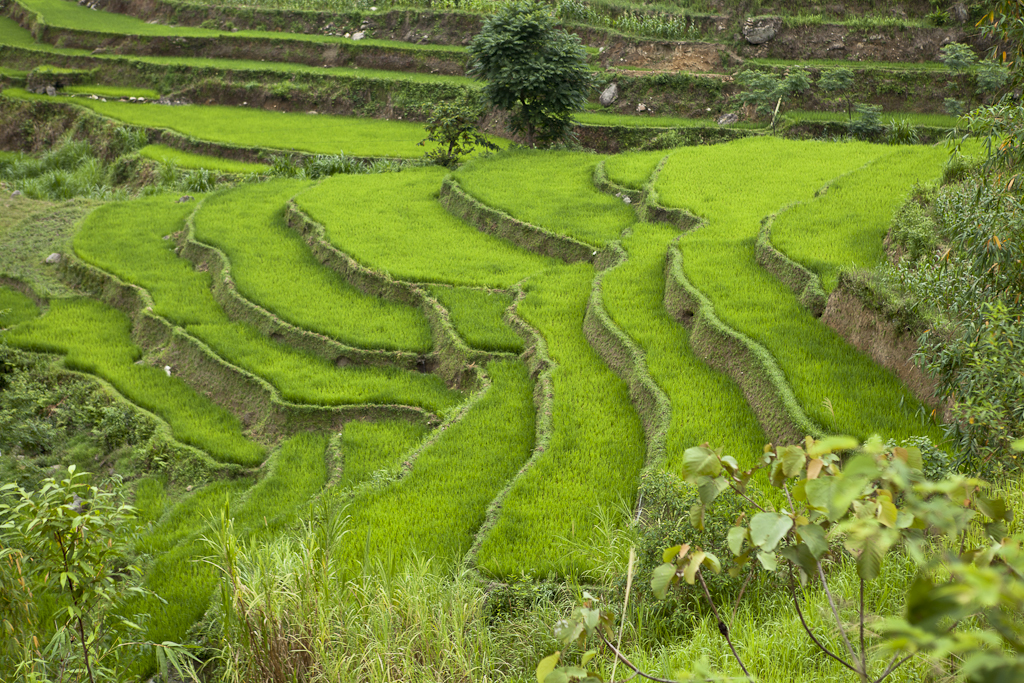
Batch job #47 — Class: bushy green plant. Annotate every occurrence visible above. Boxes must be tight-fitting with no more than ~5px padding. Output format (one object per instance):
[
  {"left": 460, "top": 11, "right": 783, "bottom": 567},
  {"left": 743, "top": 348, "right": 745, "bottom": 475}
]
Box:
[
  {"left": 468, "top": 1, "right": 593, "bottom": 146},
  {"left": 817, "top": 68, "right": 855, "bottom": 121},
  {"left": 734, "top": 69, "right": 811, "bottom": 132},
  {"left": 848, "top": 103, "right": 883, "bottom": 141},
  {"left": 418, "top": 102, "right": 498, "bottom": 167},
  {"left": 888, "top": 200, "right": 936, "bottom": 262},
  {"left": 885, "top": 117, "right": 919, "bottom": 146}
]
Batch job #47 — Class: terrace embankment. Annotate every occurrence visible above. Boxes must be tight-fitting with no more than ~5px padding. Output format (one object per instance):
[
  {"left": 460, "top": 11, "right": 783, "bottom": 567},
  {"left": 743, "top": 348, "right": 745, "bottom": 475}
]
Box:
[
  {"left": 822, "top": 271, "right": 948, "bottom": 420},
  {"left": 5, "top": 2, "right": 470, "bottom": 76}
]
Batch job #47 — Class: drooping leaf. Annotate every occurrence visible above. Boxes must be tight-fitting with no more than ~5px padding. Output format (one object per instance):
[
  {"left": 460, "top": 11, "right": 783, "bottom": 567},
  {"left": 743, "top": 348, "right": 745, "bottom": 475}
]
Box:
[
  {"left": 662, "top": 544, "right": 684, "bottom": 564},
  {"left": 701, "top": 551, "right": 722, "bottom": 574},
  {"left": 697, "top": 476, "right": 729, "bottom": 506},
  {"left": 877, "top": 497, "right": 899, "bottom": 528},
  {"left": 856, "top": 529, "right": 897, "bottom": 581},
  {"left": 757, "top": 550, "right": 778, "bottom": 571},
  {"left": 808, "top": 435, "right": 858, "bottom": 457},
  {"left": 779, "top": 445, "right": 807, "bottom": 478},
  {"left": 537, "top": 652, "right": 560, "bottom": 683},
  {"left": 976, "top": 495, "right": 1013, "bottom": 522},
  {"left": 682, "top": 446, "right": 722, "bottom": 479},
  {"left": 779, "top": 543, "right": 817, "bottom": 576},
  {"left": 796, "top": 523, "right": 829, "bottom": 558},
  {"left": 689, "top": 502, "right": 705, "bottom": 530},
  {"left": 749, "top": 512, "right": 793, "bottom": 552},
  {"left": 581, "top": 650, "right": 597, "bottom": 667},
  {"left": 727, "top": 526, "right": 748, "bottom": 556},
  {"left": 684, "top": 551, "right": 706, "bottom": 585},
  {"left": 651, "top": 563, "right": 677, "bottom": 600}
]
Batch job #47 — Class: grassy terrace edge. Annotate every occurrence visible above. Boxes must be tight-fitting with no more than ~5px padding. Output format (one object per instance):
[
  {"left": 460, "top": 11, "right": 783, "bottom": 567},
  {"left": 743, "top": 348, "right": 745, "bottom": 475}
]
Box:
[
  {"left": 438, "top": 176, "right": 597, "bottom": 263},
  {"left": 282, "top": 201, "right": 508, "bottom": 389},
  {"left": 57, "top": 234, "right": 438, "bottom": 441}
]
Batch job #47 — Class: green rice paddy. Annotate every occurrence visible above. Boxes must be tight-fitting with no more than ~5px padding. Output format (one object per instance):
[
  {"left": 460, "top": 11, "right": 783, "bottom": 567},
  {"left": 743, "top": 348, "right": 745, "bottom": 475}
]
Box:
[
  {"left": 63, "top": 85, "right": 161, "bottom": 99},
  {"left": 294, "top": 166, "right": 556, "bottom": 287},
  {"left": 139, "top": 144, "right": 270, "bottom": 174},
  {"left": 73, "top": 194, "right": 463, "bottom": 413},
  {"left": 0, "top": 286, "right": 39, "bottom": 328},
  {"left": 429, "top": 285, "right": 523, "bottom": 353},
  {"left": 788, "top": 109, "right": 962, "bottom": 128}
]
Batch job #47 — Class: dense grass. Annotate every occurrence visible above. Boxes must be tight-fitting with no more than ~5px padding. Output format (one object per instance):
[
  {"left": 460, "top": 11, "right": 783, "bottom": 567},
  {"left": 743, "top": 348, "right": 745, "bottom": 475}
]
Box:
[
  {"left": 577, "top": 111, "right": 764, "bottom": 129},
  {"left": 1, "top": 297, "right": 267, "bottom": 465},
  {"left": 194, "top": 179, "right": 434, "bottom": 350},
  {"left": 74, "top": 195, "right": 463, "bottom": 413},
  {"left": 603, "top": 148, "right": 667, "bottom": 189},
  {"left": 139, "top": 144, "right": 270, "bottom": 174},
  {"left": 771, "top": 145, "right": 950, "bottom": 292},
  {"left": 294, "top": 166, "right": 556, "bottom": 287},
  {"left": 477, "top": 264, "right": 646, "bottom": 579},
  {"left": 63, "top": 85, "right": 161, "bottom": 99},
  {"left": 453, "top": 150, "right": 634, "bottom": 247},
  {"left": 338, "top": 419, "right": 430, "bottom": 489},
  {"left": 337, "top": 360, "right": 536, "bottom": 566},
  {"left": 134, "top": 431, "right": 329, "bottom": 649},
  {"left": 0, "top": 18, "right": 477, "bottom": 85},
  {"left": 658, "top": 137, "right": 946, "bottom": 442},
  {"left": 18, "top": 0, "right": 468, "bottom": 52},
  {"left": 0, "top": 286, "right": 39, "bottom": 327},
  {"left": 4, "top": 89, "right": 459, "bottom": 158},
  {"left": 788, "top": 109, "right": 962, "bottom": 128},
  {"left": 429, "top": 285, "right": 524, "bottom": 353},
  {"left": 748, "top": 58, "right": 948, "bottom": 72}
]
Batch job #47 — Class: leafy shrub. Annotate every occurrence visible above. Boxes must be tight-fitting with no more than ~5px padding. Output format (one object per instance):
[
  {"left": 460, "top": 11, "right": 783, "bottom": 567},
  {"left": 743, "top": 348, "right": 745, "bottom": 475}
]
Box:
[
  {"left": 889, "top": 200, "right": 936, "bottom": 262},
  {"left": 180, "top": 167, "right": 215, "bottom": 192},
  {"left": 847, "top": 103, "right": 883, "bottom": 140},
  {"left": 303, "top": 152, "right": 364, "bottom": 178},
  {"left": 943, "top": 152, "right": 972, "bottom": 184},
  {"left": 885, "top": 117, "right": 919, "bottom": 145},
  {"left": 639, "top": 130, "right": 686, "bottom": 151}
]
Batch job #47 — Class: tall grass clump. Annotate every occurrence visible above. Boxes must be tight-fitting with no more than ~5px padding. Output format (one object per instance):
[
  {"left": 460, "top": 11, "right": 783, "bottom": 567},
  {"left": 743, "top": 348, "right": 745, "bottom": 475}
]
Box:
[
  {"left": 0, "top": 134, "right": 118, "bottom": 201},
  {"left": 477, "top": 265, "right": 646, "bottom": 579},
  {"left": 429, "top": 285, "right": 524, "bottom": 353},
  {"left": 1, "top": 297, "right": 266, "bottom": 466},
  {"left": 195, "top": 179, "right": 434, "bottom": 350},
  {"left": 74, "top": 195, "right": 464, "bottom": 413},
  {"left": 131, "top": 431, "right": 329, "bottom": 659},
  {"left": 658, "top": 137, "right": 946, "bottom": 442},
  {"left": 294, "top": 166, "right": 557, "bottom": 287},
  {"left": 334, "top": 359, "right": 535, "bottom": 567},
  {"left": 453, "top": 150, "right": 635, "bottom": 247}
]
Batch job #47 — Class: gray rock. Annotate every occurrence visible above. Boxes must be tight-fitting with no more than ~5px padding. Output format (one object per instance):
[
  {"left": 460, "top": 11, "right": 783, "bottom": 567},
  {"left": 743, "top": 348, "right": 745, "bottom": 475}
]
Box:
[
  {"left": 743, "top": 18, "right": 779, "bottom": 45},
  {"left": 599, "top": 82, "right": 619, "bottom": 106},
  {"left": 45, "top": 253, "right": 61, "bottom": 265},
  {"left": 45, "top": 85, "right": 57, "bottom": 97},
  {"left": 352, "top": 31, "right": 365, "bottom": 40},
  {"left": 11, "top": 190, "right": 22, "bottom": 197},
  {"left": 716, "top": 112, "right": 739, "bottom": 125}
]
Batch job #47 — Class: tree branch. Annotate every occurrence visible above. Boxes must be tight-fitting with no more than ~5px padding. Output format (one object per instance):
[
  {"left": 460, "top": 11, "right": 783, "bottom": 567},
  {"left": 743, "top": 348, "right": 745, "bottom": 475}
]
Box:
[
  {"left": 818, "top": 563, "right": 864, "bottom": 680},
  {"left": 872, "top": 653, "right": 914, "bottom": 683},
  {"left": 697, "top": 569, "right": 752, "bottom": 680},
  {"left": 788, "top": 568, "right": 858, "bottom": 674},
  {"left": 596, "top": 629, "right": 680, "bottom": 683}
]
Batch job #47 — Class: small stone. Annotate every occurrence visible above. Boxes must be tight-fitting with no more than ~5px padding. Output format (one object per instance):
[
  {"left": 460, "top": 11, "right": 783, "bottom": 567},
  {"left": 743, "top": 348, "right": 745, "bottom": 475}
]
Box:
[
  {"left": 307, "top": 110, "right": 318, "bottom": 114},
  {"left": 743, "top": 18, "right": 778, "bottom": 45},
  {"left": 344, "top": 32, "right": 351, "bottom": 38},
  {"left": 352, "top": 31, "right": 364, "bottom": 40},
  {"left": 636, "top": 103, "right": 647, "bottom": 112},
  {"left": 11, "top": 190, "right": 22, "bottom": 197},
  {"left": 369, "top": 5, "right": 377, "bottom": 9},
  {"left": 599, "top": 82, "right": 619, "bottom": 106},
  {"left": 176, "top": 195, "right": 194, "bottom": 203},
  {"left": 45, "top": 85, "right": 56, "bottom": 96},
  {"left": 623, "top": 196, "right": 632, "bottom": 204},
  {"left": 164, "top": 365, "right": 172, "bottom": 376},
  {"left": 45, "top": 252, "right": 61, "bottom": 264},
  {"left": 716, "top": 112, "right": 739, "bottom": 125},
  {"left": 186, "top": 485, "right": 193, "bottom": 492}
]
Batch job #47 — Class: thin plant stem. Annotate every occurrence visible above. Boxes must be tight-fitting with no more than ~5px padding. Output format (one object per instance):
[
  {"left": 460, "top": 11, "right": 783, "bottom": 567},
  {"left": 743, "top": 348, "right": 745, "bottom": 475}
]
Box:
[
  {"left": 860, "top": 578, "right": 867, "bottom": 676},
  {"left": 818, "top": 562, "right": 864, "bottom": 681},
  {"left": 596, "top": 630, "right": 679, "bottom": 683},
  {"left": 731, "top": 561, "right": 757, "bottom": 621},
  {"left": 873, "top": 653, "right": 915, "bottom": 683},
  {"left": 611, "top": 548, "right": 636, "bottom": 683},
  {"left": 788, "top": 568, "right": 858, "bottom": 674},
  {"left": 697, "top": 569, "right": 752, "bottom": 680},
  {"left": 728, "top": 482, "right": 767, "bottom": 513}
]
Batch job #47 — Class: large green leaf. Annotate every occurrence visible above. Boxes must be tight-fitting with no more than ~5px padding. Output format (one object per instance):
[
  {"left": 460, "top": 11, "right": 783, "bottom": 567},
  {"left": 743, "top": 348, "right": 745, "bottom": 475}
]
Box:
[
  {"left": 727, "top": 526, "right": 748, "bottom": 556},
  {"left": 537, "top": 652, "right": 560, "bottom": 683},
  {"left": 796, "top": 523, "right": 829, "bottom": 558},
  {"left": 683, "top": 446, "right": 722, "bottom": 479},
  {"left": 749, "top": 512, "right": 793, "bottom": 552},
  {"left": 697, "top": 476, "right": 729, "bottom": 506},
  {"left": 779, "top": 445, "right": 807, "bottom": 478},
  {"left": 651, "top": 563, "right": 677, "bottom": 600}
]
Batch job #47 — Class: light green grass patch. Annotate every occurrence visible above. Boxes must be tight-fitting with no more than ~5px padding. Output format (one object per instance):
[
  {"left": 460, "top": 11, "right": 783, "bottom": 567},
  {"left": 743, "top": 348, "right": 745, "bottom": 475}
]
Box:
[
  {"left": 3, "top": 89, "right": 452, "bottom": 158},
  {"left": 1, "top": 296, "right": 267, "bottom": 465},
  {"left": 139, "top": 144, "right": 270, "bottom": 174},
  {"left": 63, "top": 85, "right": 161, "bottom": 99},
  {"left": 74, "top": 194, "right": 463, "bottom": 413},
  {"left": 295, "top": 166, "right": 556, "bottom": 288},
  {"left": 477, "top": 264, "right": 646, "bottom": 579},
  {"left": 194, "top": 179, "right": 433, "bottom": 349},
  {"left": 453, "top": 150, "right": 635, "bottom": 248},
  {"left": 338, "top": 420, "right": 430, "bottom": 489},
  {"left": 771, "top": 145, "right": 950, "bottom": 292},
  {"left": 337, "top": 359, "right": 536, "bottom": 567},
  {"left": 429, "top": 285, "right": 524, "bottom": 354},
  {"left": 659, "top": 137, "right": 947, "bottom": 443},
  {"left": 0, "top": 286, "right": 40, "bottom": 327},
  {"left": 603, "top": 148, "right": 667, "bottom": 189},
  {"left": 577, "top": 111, "right": 764, "bottom": 129},
  {"left": 18, "top": 0, "right": 467, "bottom": 53}
]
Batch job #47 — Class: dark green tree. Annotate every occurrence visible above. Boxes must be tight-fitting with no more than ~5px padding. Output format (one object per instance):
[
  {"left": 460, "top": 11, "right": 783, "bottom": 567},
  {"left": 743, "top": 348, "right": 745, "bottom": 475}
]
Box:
[
  {"left": 817, "top": 67, "right": 855, "bottom": 121},
  {"left": 467, "top": 1, "right": 594, "bottom": 147}
]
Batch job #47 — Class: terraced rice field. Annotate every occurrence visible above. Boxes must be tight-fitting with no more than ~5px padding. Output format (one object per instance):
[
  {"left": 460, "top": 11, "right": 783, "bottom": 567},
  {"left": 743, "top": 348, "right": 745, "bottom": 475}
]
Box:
[{"left": 0, "top": 134, "right": 956, "bottom": 650}]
